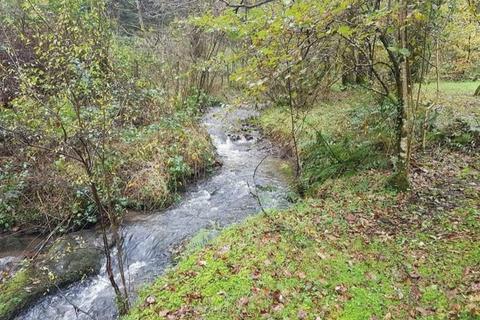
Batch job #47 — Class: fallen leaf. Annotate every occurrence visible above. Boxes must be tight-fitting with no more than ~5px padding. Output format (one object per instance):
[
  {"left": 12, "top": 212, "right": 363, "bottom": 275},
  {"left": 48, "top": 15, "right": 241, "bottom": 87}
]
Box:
[
  {"left": 470, "top": 282, "right": 480, "bottom": 292},
  {"left": 272, "top": 303, "right": 284, "bottom": 312},
  {"left": 298, "top": 310, "right": 307, "bottom": 319},
  {"left": 145, "top": 295, "right": 156, "bottom": 305},
  {"left": 272, "top": 290, "right": 284, "bottom": 303},
  {"left": 335, "top": 284, "right": 347, "bottom": 294},
  {"left": 158, "top": 310, "right": 169, "bottom": 317},
  {"left": 346, "top": 213, "right": 356, "bottom": 223},
  {"left": 215, "top": 245, "right": 230, "bottom": 258},
  {"left": 237, "top": 296, "right": 249, "bottom": 307}
]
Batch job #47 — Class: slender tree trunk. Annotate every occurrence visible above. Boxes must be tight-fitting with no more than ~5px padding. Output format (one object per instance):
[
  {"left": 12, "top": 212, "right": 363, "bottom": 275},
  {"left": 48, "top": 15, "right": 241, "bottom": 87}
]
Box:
[
  {"left": 89, "top": 182, "right": 127, "bottom": 312},
  {"left": 436, "top": 40, "right": 440, "bottom": 100},
  {"left": 135, "top": 0, "right": 145, "bottom": 32},
  {"left": 286, "top": 76, "right": 301, "bottom": 178},
  {"left": 391, "top": 0, "right": 410, "bottom": 190},
  {"left": 423, "top": 39, "right": 441, "bottom": 149}
]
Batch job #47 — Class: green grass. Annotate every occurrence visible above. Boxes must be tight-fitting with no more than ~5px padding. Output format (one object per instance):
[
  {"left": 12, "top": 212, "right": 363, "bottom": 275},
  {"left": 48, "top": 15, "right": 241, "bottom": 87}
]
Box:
[
  {"left": 421, "top": 81, "right": 480, "bottom": 96},
  {"left": 256, "top": 89, "right": 375, "bottom": 148},
  {"left": 419, "top": 81, "right": 480, "bottom": 130},
  {"left": 257, "top": 90, "right": 393, "bottom": 192},
  {"left": 125, "top": 169, "right": 480, "bottom": 320}
]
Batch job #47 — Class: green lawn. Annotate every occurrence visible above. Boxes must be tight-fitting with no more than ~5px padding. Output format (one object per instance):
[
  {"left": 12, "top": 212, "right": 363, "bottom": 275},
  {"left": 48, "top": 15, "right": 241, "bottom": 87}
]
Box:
[
  {"left": 419, "top": 81, "right": 480, "bottom": 129},
  {"left": 125, "top": 159, "right": 480, "bottom": 320},
  {"left": 421, "top": 81, "right": 479, "bottom": 96}
]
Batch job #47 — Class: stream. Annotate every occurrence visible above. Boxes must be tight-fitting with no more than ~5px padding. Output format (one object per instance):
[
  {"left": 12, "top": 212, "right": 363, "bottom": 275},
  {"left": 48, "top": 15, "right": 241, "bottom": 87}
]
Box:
[{"left": 15, "top": 105, "right": 290, "bottom": 320}]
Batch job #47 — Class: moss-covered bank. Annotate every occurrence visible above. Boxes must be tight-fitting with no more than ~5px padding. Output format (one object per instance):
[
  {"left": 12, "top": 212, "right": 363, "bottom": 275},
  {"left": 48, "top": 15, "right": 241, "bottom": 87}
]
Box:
[
  {"left": 0, "top": 236, "right": 103, "bottom": 320},
  {"left": 125, "top": 153, "right": 479, "bottom": 319}
]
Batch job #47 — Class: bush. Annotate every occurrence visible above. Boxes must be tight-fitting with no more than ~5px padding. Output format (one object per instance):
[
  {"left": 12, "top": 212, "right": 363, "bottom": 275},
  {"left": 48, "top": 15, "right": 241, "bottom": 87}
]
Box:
[
  {"left": 120, "top": 112, "right": 215, "bottom": 210},
  {"left": 429, "top": 119, "right": 480, "bottom": 151},
  {"left": 0, "top": 162, "right": 28, "bottom": 230},
  {"left": 301, "top": 131, "right": 388, "bottom": 193}
]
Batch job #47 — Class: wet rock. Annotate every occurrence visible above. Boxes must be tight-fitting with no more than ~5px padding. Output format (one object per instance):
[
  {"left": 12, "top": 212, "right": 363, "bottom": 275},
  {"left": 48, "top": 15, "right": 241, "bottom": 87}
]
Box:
[
  {"left": 244, "top": 134, "right": 254, "bottom": 141},
  {"left": 0, "top": 236, "right": 40, "bottom": 256},
  {"left": 41, "top": 236, "right": 103, "bottom": 285},
  {"left": 0, "top": 235, "right": 102, "bottom": 320},
  {"left": 228, "top": 134, "right": 241, "bottom": 141}
]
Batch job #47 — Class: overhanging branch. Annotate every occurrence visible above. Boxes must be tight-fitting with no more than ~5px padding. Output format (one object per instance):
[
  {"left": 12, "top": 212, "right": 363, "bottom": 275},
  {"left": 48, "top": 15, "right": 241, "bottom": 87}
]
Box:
[{"left": 219, "top": 0, "right": 275, "bottom": 10}]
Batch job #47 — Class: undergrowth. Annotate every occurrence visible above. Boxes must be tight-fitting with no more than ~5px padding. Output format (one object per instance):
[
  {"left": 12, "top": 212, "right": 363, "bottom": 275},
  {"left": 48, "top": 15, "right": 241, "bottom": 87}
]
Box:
[{"left": 0, "top": 91, "right": 217, "bottom": 233}]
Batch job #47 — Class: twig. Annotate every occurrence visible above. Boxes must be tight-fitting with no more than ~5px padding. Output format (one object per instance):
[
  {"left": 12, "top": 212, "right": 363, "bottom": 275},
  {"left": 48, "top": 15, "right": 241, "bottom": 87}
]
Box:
[
  {"left": 53, "top": 283, "right": 95, "bottom": 320},
  {"left": 219, "top": 0, "right": 275, "bottom": 10},
  {"left": 248, "top": 154, "right": 269, "bottom": 215}
]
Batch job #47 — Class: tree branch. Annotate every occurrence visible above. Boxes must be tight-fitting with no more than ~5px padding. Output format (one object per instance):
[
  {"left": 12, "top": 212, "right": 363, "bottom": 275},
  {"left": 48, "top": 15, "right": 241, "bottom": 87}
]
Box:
[{"left": 219, "top": 0, "right": 275, "bottom": 10}]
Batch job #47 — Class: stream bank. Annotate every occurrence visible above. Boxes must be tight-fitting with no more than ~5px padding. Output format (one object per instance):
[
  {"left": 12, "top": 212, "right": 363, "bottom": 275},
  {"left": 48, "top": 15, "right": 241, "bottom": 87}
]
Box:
[{"left": 7, "top": 105, "right": 290, "bottom": 320}]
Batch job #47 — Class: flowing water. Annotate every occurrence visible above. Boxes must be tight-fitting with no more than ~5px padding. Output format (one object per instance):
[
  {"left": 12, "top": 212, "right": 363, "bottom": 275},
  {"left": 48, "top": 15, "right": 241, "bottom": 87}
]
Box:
[{"left": 16, "top": 105, "right": 290, "bottom": 320}]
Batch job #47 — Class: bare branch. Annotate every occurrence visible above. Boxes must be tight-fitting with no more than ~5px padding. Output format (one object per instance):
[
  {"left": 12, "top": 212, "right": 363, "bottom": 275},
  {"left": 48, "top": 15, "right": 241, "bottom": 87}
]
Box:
[{"left": 219, "top": 0, "right": 275, "bottom": 10}]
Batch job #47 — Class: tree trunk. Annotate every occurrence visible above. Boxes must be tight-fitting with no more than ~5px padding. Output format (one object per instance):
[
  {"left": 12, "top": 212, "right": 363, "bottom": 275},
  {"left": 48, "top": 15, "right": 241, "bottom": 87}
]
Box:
[
  {"left": 89, "top": 182, "right": 129, "bottom": 314},
  {"left": 135, "top": 0, "right": 145, "bottom": 31},
  {"left": 390, "top": 0, "right": 410, "bottom": 190}
]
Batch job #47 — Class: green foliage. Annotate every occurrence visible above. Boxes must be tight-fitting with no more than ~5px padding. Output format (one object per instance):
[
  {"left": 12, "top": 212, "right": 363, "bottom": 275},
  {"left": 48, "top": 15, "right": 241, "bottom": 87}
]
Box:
[
  {"left": 300, "top": 99, "right": 397, "bottom": 191},
  {"left": 167, "top": 155, "right": 192, "bottom": 191},
  {"left": 0, "top": 0, "right": 218, "bottom": 232},
  {"left": 118, "top": 107, "right": 215, "bottom": 210},
  {"left": 258, "top": 91, "right": 393, "bottom": 193},
  {"left": 177, "top": 89, "right": 220, "bottom": 116},
  {"left": 70, "top": 188, "right": 99, "bottom": 229},
  {"left": 302, "top": 133, "right": 388, "bottom": 192},
  {"left": 440, "top": 2, "right": 480, "bottom": 80},
  {"left": 429, "top": 119, "right": 480, "bottom": 151},
  {"left": 0, "top": 162, "right": 28, "bottom": 230},
  {"left": 192, "top": 0, "right": 346, "bottom": 106}
]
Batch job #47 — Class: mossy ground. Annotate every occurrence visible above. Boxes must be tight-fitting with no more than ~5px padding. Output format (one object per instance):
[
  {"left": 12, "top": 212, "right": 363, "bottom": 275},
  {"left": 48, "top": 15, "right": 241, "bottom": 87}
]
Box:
[{"left": 125, "top": 152, "right": 479, "bottom": 319}]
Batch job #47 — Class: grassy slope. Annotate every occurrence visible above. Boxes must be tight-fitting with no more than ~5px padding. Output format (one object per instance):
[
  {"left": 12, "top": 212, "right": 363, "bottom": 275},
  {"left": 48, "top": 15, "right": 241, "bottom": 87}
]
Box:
[
  {"left": 419, "top": 81, "right": 480, "bottom": 128},
  {"left": 126, "top": 86, "right": 480, "bottom": 320},
  {"left": 255, "top": 90, "right": 375, "bottom": 151}
]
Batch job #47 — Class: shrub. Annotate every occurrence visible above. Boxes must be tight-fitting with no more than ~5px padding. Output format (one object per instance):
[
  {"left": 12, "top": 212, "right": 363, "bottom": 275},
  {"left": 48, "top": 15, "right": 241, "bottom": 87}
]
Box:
[{"left": 0, "top": 162, "right": 28, "bottom": 230}]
